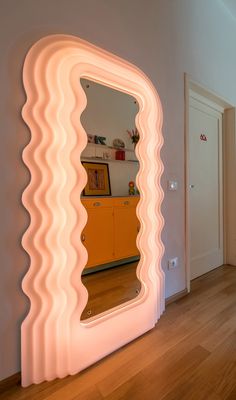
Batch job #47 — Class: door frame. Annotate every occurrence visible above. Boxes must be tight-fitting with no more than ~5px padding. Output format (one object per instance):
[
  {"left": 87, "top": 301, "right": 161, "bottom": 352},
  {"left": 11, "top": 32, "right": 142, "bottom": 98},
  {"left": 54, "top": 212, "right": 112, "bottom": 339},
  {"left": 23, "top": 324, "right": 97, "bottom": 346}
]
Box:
[{"left": 184, "top": 74, "right": 233, "bottom": 291}]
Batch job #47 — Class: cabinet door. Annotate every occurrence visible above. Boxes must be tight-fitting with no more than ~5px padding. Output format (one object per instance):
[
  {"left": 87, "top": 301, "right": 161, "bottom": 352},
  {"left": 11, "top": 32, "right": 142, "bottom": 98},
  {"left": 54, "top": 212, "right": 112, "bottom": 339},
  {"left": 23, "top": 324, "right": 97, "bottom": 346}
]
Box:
[
  {"left": 82, "top": 204, "right": 114, "bottom": 268},
  {"left": 114, "top": 202, "right": 139, "bottom": 259}
]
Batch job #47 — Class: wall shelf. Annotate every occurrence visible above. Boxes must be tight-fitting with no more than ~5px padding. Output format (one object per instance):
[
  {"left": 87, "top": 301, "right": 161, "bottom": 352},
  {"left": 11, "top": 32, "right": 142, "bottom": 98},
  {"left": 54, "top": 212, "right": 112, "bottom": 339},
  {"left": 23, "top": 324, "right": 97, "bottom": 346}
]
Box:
[
  {"left": 81, "top": 142, "right": 138, "bottom": 163},
  {"left": 81, "top": 157, "right": 138, "bottom": 164},
  {"left": 86, "top": 142, "right": 136, "bottom": 152}
]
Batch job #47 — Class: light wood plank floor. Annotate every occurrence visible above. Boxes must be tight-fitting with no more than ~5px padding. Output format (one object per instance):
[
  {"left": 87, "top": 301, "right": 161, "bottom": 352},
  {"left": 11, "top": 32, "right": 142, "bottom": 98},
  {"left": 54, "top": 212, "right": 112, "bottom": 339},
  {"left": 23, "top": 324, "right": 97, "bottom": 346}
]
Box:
[
  {"left": 1, "top": 265, "right": 236, "bottom": 400},
  {"left": 81, "top": 262, "right": 141, "bottom": 319}
]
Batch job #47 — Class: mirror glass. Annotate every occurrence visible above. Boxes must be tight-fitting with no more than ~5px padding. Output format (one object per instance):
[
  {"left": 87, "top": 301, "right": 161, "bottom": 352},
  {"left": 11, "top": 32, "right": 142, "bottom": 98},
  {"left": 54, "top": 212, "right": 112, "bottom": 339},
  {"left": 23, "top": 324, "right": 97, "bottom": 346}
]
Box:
[{"left": 80, "top": 79, "right": 141, "bottom": 320}]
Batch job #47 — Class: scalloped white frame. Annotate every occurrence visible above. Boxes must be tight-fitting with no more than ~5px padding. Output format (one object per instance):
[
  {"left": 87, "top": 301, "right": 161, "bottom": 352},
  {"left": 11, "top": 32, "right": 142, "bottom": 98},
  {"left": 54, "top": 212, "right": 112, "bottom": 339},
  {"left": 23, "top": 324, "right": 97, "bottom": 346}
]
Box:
[{"left": 21, "top": 34, "right": 165, "bottom": 387}]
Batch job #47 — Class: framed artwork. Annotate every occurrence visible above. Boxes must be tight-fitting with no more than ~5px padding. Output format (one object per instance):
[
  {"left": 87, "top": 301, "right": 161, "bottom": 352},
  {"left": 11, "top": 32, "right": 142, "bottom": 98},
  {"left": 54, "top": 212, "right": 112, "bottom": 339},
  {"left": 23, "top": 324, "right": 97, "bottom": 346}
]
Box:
[{"left": 82, "top": 162, "right": 111, "bottom": 196}]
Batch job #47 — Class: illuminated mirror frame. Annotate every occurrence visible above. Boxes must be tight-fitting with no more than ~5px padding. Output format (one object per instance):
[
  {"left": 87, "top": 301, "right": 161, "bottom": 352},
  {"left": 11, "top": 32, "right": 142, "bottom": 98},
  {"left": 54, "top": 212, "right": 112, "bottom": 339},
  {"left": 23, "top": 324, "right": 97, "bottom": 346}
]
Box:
[{"left": 21, "top": 34, "right": 164, "bottom": 387}]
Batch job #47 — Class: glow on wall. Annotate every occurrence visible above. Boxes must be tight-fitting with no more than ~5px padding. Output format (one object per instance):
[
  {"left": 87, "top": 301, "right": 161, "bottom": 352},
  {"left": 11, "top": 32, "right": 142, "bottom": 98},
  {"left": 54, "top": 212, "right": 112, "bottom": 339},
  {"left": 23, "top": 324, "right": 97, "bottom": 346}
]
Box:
[{"left": 21, "top": 34, "right": 165, "bottom": 387}]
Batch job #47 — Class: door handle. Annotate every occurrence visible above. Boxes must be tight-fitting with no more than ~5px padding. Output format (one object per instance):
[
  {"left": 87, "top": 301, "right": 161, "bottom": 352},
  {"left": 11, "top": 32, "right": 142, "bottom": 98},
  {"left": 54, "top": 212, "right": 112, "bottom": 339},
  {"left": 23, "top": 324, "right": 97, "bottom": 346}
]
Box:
[{"left": 189, "top": 184, "right": 195, "bottom": 189}]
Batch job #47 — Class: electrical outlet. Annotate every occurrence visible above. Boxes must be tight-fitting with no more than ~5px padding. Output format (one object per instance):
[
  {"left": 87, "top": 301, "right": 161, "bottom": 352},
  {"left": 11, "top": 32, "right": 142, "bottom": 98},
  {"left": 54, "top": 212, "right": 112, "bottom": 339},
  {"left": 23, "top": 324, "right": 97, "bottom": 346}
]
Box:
[{"left": 168, "top": 257, "right": 178, "bottom": 269}]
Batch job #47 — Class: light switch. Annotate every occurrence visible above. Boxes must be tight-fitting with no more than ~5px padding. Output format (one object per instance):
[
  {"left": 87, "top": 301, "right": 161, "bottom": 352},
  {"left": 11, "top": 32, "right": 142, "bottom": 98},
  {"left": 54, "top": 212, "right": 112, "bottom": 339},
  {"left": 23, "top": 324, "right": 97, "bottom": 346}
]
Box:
[{"left": 168, "top": 180, "right": 178, "bottom": 191}]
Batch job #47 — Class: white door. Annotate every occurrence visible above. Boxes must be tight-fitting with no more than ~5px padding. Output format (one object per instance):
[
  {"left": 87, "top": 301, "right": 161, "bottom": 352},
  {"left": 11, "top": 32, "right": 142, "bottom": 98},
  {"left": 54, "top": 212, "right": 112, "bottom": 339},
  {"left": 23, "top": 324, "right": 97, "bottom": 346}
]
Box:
[{"left": 189, "top": 93, "right": 223, "bottom": 280}]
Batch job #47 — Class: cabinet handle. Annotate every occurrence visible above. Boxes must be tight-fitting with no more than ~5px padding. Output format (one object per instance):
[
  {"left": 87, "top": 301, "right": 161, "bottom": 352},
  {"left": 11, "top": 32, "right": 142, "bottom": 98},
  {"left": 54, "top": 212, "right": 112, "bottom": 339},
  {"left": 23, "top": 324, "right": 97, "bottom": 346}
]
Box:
[
  {"left": 93, "top": 202, "right": 101, "bottom": 207},
  {"left": 123, "top": 201, "right": 129, "bottom": 205},
  {"left": 81, "top": 234, "right": 86, "bottom": 242}
]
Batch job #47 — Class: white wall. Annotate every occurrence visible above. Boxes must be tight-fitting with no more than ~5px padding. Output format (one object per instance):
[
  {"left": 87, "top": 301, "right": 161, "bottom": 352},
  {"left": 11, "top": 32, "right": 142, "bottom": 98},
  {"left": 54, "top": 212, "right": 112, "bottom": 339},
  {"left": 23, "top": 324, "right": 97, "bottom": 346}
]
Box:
[
  {"left": 1, "top": 0, "right": 236, "bottom": 381},
  {"left": 81, "top": 79, "right": 139, "bottom": 196},
  {"left": 81, "top": 79, "right": 138, "bottom": 150}
]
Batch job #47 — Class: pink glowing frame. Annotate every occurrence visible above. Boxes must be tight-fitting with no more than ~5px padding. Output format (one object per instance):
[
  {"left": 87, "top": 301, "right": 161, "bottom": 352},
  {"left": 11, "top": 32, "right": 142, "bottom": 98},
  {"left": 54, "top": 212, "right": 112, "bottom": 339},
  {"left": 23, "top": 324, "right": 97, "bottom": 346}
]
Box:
[{"left": 21, "top": 34, "right": 165, "bottom": 387}]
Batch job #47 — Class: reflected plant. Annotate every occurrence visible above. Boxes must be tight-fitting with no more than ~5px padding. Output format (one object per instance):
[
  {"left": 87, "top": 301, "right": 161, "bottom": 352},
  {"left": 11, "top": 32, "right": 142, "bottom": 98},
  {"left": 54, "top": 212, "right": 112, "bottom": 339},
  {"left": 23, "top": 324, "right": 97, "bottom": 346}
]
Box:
[{"left": 127, "top": 128, "right": 139, "bottom": 145}]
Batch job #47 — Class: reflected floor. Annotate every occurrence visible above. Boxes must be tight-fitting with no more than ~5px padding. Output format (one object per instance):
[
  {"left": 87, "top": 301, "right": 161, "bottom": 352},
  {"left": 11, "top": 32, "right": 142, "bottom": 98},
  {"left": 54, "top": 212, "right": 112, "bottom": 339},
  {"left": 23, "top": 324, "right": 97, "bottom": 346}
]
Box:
[{"left": 81, "top": 262, "right": 141, "bottom": 320}]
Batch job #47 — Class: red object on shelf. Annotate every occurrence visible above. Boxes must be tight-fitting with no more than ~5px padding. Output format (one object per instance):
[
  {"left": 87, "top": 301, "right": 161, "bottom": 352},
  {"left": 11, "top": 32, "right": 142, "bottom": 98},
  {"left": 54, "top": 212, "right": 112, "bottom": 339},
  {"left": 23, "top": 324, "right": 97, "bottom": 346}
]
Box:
[{"left": 115, "top": 149, "right": 125, "bottom": 160}]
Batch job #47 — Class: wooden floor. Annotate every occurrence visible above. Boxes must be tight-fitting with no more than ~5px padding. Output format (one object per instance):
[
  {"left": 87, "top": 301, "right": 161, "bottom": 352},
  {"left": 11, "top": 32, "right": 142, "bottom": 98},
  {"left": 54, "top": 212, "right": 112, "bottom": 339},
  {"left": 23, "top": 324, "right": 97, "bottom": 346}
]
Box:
[
  {"left": 81, "top": 262, "right": 141, "bottom": 320},
  {"left": 1, "top": 265, "right": 236, "bottom": 400}
]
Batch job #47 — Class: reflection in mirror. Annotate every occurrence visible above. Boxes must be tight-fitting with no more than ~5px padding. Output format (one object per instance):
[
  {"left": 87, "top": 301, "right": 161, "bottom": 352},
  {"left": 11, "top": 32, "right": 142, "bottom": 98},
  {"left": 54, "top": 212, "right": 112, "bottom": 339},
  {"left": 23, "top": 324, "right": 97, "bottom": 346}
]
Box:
[{"left": 80, "top": 79, "right": 141, "bottom": 320}]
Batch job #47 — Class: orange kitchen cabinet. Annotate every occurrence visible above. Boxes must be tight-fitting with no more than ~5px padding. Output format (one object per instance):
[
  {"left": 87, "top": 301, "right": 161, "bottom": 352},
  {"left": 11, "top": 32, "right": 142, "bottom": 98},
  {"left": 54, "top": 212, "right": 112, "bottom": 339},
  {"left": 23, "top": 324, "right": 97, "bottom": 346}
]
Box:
[
  {"left": 81, "top": 199, "right": 114, "bottom": 268},
  {"left": 81, "top": 197, "right": 139, "bottom": 269},
  {"left": 113, "top": 198, "right": 140, "bottom": 259}
]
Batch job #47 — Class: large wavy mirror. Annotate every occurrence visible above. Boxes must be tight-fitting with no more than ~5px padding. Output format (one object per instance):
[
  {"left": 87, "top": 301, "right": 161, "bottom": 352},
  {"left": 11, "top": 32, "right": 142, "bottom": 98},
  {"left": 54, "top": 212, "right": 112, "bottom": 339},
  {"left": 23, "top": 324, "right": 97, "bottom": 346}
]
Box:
[{"left": 21, "top": 34, "right": 164, "bottom": 387}]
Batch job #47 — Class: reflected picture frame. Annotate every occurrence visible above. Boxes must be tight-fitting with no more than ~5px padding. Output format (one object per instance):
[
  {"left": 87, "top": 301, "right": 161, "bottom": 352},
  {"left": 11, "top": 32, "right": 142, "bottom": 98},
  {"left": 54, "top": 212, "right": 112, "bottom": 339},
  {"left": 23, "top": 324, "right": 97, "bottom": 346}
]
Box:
[{"left": 82, "top": 161, "right": 111, "bottom": 196}]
